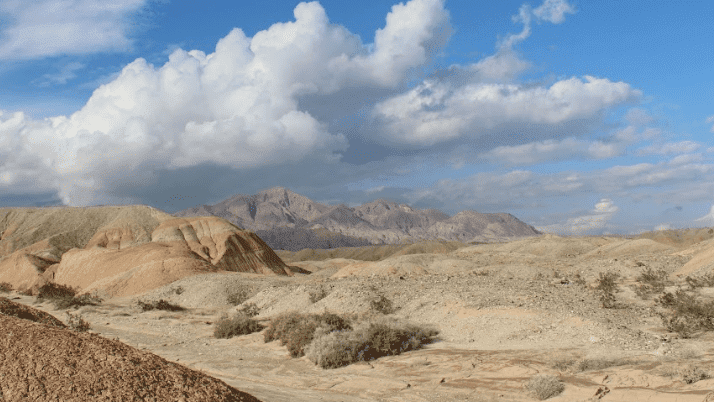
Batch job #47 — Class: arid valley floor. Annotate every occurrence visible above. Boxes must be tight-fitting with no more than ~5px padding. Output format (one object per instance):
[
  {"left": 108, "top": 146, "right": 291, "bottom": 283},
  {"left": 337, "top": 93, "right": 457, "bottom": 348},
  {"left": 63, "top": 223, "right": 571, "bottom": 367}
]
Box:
[{"left": 3, "top": 229, "right": 714, "bottom": 401}]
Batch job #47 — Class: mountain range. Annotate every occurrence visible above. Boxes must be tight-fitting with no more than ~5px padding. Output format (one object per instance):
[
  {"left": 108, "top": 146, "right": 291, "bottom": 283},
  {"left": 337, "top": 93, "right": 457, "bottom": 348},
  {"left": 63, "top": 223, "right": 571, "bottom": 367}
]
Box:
[{"left": 173, "top": 187, "right": 541, "bottom": 251}]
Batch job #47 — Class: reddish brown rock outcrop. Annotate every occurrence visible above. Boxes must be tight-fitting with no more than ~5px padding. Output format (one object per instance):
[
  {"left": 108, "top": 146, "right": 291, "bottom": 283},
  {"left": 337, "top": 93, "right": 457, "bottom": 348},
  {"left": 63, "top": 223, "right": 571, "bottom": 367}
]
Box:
[{"left": 0, "top": 313, "right": 261, "bottom": 402}]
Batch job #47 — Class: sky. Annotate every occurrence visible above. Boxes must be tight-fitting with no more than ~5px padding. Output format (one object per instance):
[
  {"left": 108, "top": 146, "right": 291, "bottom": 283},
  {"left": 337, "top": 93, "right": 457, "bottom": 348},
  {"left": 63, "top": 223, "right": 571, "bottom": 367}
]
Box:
[{"left": 0, "top": 0, "right": 713, "bottom": 236}]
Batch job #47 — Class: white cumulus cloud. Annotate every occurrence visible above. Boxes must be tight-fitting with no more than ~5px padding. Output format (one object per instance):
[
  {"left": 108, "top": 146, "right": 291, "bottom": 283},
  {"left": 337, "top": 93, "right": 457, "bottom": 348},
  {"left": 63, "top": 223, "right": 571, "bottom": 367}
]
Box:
[
  {"left": 0, "top": 0, "right": 455, "bottom": 206},
  {"left": 374, "top": 75, "right": 641, "bottom": 146},
  {"left": 480, "top": 137, "right": 624, "bottom": 167}
]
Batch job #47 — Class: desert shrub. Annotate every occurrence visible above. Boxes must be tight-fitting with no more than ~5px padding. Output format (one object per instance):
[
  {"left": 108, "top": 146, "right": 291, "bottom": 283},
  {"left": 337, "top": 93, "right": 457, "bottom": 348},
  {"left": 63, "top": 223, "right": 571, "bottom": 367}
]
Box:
[
  {"left": 19, "top": 288, "right": 34, "bottom": 296},
  {"left": 685, "top": 273, "right": 714, "bottom": 289},
  {"left": 66, "top": 312, "right": 90, "bottom": 332},
  {"left": 213, "top": 313, "right": 263, "bottom": 339},
  {"left": 655, "top": 289, "right": 714, "bottom": 338},
  {"left": 551, "top": 358, "right": 577, "bottom": 371},
  {"left": 525, "top": 374, "right": 565, "bottom": 400},
  {"left": 227, "top": 286, "right": 252, "bottom": 306},
  {"left": 573, "top": 357, "right": 630, "bottom": 372},
  {"left": 634, "top": 267, "right": 668, "bottom": 299},
  {"left": 264, "top": 312, "right": 352, "bottom": 358},
  {"left": 173, "top": 286, "right": 184, "bottom": 295},
  {"left": 236, "top": 302, "right": 260, "bottom": 318},
  {"left": 35, "top": 283, "right": 99, "bottom": 309},
  {"left": 305, "top": 320, "right": 439, "bottom": 369},
  {"left": 136, "top": 299, "right": 186, "bottom": 312},
  {"left": 680, "top": 365, "right": 710, "bottom": 384},
  {"left": 370, "top": 294, "right": 395, "bottom": 315},
  {"left": 0, "top": 282, "right": 12, "bottom": 293},
  {"left": 309, "top": 286, "right": 329, "bottom": 303},
  {"left": 51, "top": 292, "right": 104, "bottom": 310},
  {"left": 36, "top": 282, "right": 77, "bottom": 301},
  {"left": 595, "top": 271, "right": 620, "bottom": 308}
]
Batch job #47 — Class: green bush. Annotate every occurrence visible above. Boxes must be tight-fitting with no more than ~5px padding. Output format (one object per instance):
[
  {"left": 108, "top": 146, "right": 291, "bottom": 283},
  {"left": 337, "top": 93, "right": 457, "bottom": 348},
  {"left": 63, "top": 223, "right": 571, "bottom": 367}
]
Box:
[
  {"left": 213, "top": 313, "right": 263, "bottom": 339},
  {"left": 136, "top": 299, "right": 186, "bottom": 312},
  {"left": 305, "top": 320, "right": 439, "bottom": 369},
  {"left": 0, "top": 282, "right": 12, "bottom": 293},
  {"left": 595, "top": 271, "right": 620, "bottom": 308},
  {"left": 264, "top": 312, "right": 352, "bottom": 358},
  {"left": 525, "top": 374, "right": 565, "bottom": 400},
  {"left": 656, "top": 288, "right": 714, "bottom": 338}
]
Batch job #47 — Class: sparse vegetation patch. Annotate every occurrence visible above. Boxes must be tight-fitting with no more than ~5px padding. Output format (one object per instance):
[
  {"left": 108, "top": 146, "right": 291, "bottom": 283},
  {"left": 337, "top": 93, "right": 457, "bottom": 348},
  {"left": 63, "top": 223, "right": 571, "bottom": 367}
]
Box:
[
  {"left": 136, "top": 299, "right": 186, "bottom": 312},
  {"left": 655, "top": 288, "right": 714, "bottom": 338},
  {"left": 34, "top": 283, "right": 103, "bottom": 310},
  {"left": 525, "top": 374, "right": 565, "bottom": 400},
  {"left": 66, "top": 312, "right": 91, "bottom": 332},
  {"left": 633, "top": 267, "right": 668, "bottom": 299},
  {"left": 264, "top": 311, "right": 352, "bottom": 358},
  {"left": 0, "top": 281, "right": 13, "bottom": 293},
  {"left": 305, "top": 320, "right": 439, "bottom": 369},
  {"left": 685, "top": 273, "right": 714, "bottom": 289},
  {"left": 309, "top": 286, "right": 329, "bottom": 303},
  {"left": 595, "top": 271, "right": 620, "bottom": 308},
  {"left": 213, "top": 313, "right": 263, "bottom": 339},
  {"left": 227, "top": 286, "right": 252, "bottom": 306}
]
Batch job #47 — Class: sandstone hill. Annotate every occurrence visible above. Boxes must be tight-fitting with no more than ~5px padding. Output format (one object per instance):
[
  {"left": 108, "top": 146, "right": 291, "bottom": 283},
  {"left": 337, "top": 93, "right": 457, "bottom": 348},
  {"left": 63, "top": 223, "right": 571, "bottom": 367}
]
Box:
[
  {"left": 173, "top": 187, "right": 541, "bottom": 250},
  {"left": 0, "top": 206, "right": 291, "bottom": 297}
]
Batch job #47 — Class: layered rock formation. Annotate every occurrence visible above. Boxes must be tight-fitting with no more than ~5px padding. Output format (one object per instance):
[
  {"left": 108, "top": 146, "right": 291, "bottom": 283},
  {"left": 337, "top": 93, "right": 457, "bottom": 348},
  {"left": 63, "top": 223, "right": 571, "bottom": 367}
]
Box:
[
  {"left": 0, "top": 207, "right": 290, "bottom": 297},
  {"left": 174, "top": 187, "right": 541, "bottom": 250}
]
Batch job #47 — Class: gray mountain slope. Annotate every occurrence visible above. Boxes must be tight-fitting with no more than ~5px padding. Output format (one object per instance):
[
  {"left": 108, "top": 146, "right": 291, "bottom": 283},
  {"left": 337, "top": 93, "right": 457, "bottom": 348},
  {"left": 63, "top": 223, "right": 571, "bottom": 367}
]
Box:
[{"left": 173, "top": 187, "right": 540, "bottom": 250}]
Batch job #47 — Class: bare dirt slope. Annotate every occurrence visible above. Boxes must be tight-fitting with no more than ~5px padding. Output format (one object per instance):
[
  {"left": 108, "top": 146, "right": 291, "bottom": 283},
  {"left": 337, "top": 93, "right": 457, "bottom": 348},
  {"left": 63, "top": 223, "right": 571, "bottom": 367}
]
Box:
[
  {"left": 4, "top": 232, "right": 714, "bottom": 401},
  {"left": 0, "top": 207, "right": 291, "bottom": 297},
  {"left": 0, "top": 298, "right": 260, "bottom": 402}
]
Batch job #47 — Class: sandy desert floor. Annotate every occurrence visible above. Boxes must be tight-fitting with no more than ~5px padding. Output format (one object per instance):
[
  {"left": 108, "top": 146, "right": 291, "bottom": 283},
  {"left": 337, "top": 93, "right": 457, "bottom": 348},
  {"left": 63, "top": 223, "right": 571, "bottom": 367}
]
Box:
[{"left": 5, "top": 234, "right": 714, "bottom": 402}]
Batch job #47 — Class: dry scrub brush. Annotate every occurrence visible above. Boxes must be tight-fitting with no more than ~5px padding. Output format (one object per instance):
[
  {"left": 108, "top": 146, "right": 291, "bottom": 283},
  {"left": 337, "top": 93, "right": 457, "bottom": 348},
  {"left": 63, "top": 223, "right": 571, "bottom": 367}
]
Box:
[
  {"left": 595, "top": 271, "right": 620, "bottom": 308},
  {"left": 263, "top": 311, "right": 352, "bottom": 357},
  {"left": 633, "top": 267, "right": 669, "bottom": 299},
  {"left": 136, "top": 299, "right": 186, "bottom": 312},
  {"left": 65, "top": 311, "right": 91, "bottom": 332},
  {"left": 525, "top": 374, "right": 564, "bottom": 400},
  {"left": 35, "top": 283, "right": 103, "bottom": 310},
  {"left": 213, "top": 312, "right": 263, "bottom": 339},
  {"left": 305, "top": 318, "right": 439, "bottom": 369},
  {"left": 655, "top": 288, "right": 714, "bottom": 338}
]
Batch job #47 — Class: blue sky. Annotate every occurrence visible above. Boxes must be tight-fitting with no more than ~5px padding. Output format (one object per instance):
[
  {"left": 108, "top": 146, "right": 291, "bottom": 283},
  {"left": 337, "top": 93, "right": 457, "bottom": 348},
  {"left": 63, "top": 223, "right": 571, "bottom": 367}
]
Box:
[{"left": 1, "top": 0, "right": 713, "bottom": 235}]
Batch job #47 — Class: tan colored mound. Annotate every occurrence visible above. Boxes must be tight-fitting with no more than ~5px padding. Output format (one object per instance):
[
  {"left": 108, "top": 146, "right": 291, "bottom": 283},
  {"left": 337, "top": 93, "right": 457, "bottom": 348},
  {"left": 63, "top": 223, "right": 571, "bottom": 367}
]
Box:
[
  {"left": 330, "top": 254, "right": 438, "bottom": 279},
  {"left": 0, "top": 206, "right": 173, "bottom": 256},
  {"left": 672, "top": 239, "right": 714, "bottom": 278},
  {"left": 583, "top": 238, "right": 673, "bottom": 259},
  {"left": 49, "top": 217, "right": 290, "bottom": 298},
  {"left": 0, "top": 314, "right": 261, "bottom": 402},
  {"left": 0, "top": 207, "right": 291, "bottom": 298},
  {"left": 0, "top": 296, "right": 66, "bottom": 328},
  {"left": 494, "top": 234, "right": 613, "bottom": 258}
]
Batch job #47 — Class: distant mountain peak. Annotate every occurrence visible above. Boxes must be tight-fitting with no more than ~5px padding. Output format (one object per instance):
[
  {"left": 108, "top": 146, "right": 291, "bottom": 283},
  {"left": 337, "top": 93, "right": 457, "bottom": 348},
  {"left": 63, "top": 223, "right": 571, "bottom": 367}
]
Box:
[{"left": 173, "top": 187, "right": 540, "bottom": 250}]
